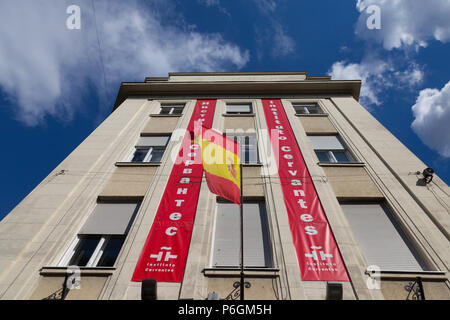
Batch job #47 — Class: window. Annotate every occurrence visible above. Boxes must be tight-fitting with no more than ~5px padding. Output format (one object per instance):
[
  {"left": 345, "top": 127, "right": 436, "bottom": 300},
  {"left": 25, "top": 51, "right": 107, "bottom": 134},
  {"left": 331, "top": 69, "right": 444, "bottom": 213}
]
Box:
[
  {"left": 212, "top": 201, "right": 272, "bottom": 268},
  {"left": 159, "top": 104, "right": 184, "bottom": 115},
  {"left": 340, "top": 203, "right": 427, "bottom": 271},
  {"left": 308, "top": 135, "right": 354, "bottom": 163},
  {"left": 226, "top": 103, "right": 253, "bottom": 114},
  {"left": 129, "top": 136, "right": 170, "bottom": 163},
  {"left": 226, "top": 133, "right": 259, "bottom": 164},
  {"left": 68, "top": 235, "right": 125, "bottom": 267},
  {"left": 60, "top": 203, "right": 140, "bottom": 267},
  {"left": 293, "top": 103, "right": 323, "bottom": 115}
]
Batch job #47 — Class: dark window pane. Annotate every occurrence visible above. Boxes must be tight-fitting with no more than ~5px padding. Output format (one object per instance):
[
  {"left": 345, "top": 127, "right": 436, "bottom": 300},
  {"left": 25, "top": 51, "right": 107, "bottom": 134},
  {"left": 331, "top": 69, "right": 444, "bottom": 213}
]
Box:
[
  {"left": 172, "top": 107, "right": 183, "bottom": 114},
  {"left": 315, "top": 151, "right": 331, "bottom": 162},
  {"left": 150, "top": 148, "right": 165, "bottom": 162},
  {"left": 294, "top": 104, "right": 322, "bottom": 114},
  {"left": 226, "top": 135, "right": 258, "bottom": 163},
  {"left": 97, "top": 237, "right": 125, "bottom": 267},
  {"left": 243, "top": 146, "right": 258, "bottom": 163},
  {"left": 159, "top": 107, "right": 171, "bottom": 114},
  {"left": 242, "top": 147, "right": 250, "bottom": 163},
  {"left": 161, "top": 105, "right": 184, "bottom": 114},
  {"left": 333, "top": 151, "right": 352, "bottom": 163},
  {"left": 69, "top": 236, "right": 101, "bottom": 266},
  {"left": 131, "top": 149, "right": 148, "bottom": 162},
  {"left": 294, "top": 105, "right": 307, "bottom": 114},
  {"left": 307, "top": 105, "right": 322, "bottom": 114}
]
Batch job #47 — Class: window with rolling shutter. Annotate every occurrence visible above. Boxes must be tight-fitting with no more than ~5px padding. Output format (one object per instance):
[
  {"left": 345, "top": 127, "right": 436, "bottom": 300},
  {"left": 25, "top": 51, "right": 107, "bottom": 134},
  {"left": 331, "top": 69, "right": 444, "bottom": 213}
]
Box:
[
  {"left": 60, "top": 202, "right": 140, "bottom": 267},
  {"left": 79, "top": 203, "right": 138, "bottom": 235},
  {"left": 128, "top": 135, "right": 170, "bottom": 163},
  {"left": 308, "top": 135, "right": 354, "bottom": 163},
  {"left": 212, "top": 201, "right": 272, "bottom": 268},
  {"left": 340, "top": 202, "right": 427, "bottom": 272},
  {"left": 226, "top": 104, "right": 252, "bottom": 114},
  {"left": 136, "top": 136, "right": 170, "bottom": 147},
  {"left": 159, "top": 104, "right": 184, "bottom": 115},
  {"left": 293, "top": 103, "right": 323, "bottom": 115}
]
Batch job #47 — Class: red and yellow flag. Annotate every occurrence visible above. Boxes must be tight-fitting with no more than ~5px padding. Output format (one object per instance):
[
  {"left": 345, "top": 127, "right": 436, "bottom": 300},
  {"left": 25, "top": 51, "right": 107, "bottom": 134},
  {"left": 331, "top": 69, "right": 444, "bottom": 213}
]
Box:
[{"left": 195, "top": 126, "right": 241, "bottom": 204}]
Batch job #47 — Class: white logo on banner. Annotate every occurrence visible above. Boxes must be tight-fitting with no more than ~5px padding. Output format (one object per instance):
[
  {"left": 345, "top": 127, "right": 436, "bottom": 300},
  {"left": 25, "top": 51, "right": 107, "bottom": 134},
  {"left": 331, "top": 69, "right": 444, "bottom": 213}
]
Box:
[
  {"left": 150, "top": 247, "right": 178, "bottom": 262},
  {"left": 304, "top": 246, "right": 333, "bottom": 261}
]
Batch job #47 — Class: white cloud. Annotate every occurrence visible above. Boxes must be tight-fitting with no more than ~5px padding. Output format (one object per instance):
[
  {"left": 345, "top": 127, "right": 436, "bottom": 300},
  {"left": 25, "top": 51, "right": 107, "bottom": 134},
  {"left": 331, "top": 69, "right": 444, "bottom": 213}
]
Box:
[
  {"left": 411, "top": 82, "right": 450, "bottom": 157},
  {"left": 271, "top": 22, "right": 296, "bottom": 56},
  {"left": 252, "top": 0, "right": 295, "bottom": 58},
  {"left": 328, "top": 59, "right": 391, "bottom": 107},
  {"left": 196, "top": 0, "right": 230, "bottom": 16},
  {"left": 329, "top": 58, "right": 424, "bottom": 108},
  {"left": 355, "top": 0, "right": 450, "bottom": 50},
  {"left": 394, "top": 63, "right": 424, "bottom": 87},
  {"left": 0, "top": 0, "right": 249, "bottom": 126},
  {"left": 252, "top": 0, "right": 277, "bottom": 14},
  {"left": 198, "top": 0, "right": 220, "bottom": 6}
]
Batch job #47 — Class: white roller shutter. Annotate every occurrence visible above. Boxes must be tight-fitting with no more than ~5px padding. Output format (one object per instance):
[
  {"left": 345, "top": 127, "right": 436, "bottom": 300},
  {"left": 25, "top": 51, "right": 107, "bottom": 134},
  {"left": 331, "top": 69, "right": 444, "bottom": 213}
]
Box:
[
  {"left": 213, "top": 202, "right": 271, "bottom": 267},
  {"left": 309, "top": 135, "right": 345, "bottom": 150},
  {"left": 137, "top": 136, "right": 170, "bottom": 147},
  {"left": 341, "top": 203, "right": 425, "bottom": 271},
  {"left": 226, "top": 104, "right": 252, "bottom": 113},
  {"left": 79, "top": 203, "right": 139, "bottom": 235}
]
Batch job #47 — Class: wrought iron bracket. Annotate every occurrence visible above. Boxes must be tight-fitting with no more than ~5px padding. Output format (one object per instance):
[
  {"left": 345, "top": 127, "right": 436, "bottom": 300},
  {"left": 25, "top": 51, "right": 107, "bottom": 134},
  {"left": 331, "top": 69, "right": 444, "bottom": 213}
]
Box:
[
  {"left": 405, "top": 277, "right": 426, "bottom": 300},
  {"left": 224, "top": 281, "right": 251, "bottom": 300}
]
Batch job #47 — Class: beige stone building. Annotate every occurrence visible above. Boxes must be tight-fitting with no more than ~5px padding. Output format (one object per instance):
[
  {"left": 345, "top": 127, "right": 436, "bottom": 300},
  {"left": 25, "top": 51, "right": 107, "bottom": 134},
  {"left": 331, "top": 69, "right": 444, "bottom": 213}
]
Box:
[{"left": 0, "top": 72, "right": 449, "bottom": 300}]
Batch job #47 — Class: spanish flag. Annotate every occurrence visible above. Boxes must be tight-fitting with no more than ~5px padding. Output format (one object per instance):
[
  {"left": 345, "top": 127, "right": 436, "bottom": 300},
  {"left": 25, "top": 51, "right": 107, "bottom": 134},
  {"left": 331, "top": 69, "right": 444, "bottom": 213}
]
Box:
[{"left": 195, "top": 126, "right": 241, "bottom": 205}]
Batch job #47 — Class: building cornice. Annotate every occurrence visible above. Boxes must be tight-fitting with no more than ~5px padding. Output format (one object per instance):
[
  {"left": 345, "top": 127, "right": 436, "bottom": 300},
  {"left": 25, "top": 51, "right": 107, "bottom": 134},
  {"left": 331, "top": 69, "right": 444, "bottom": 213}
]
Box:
[{"left": 113, "top": 79, "right": 361, "bottom": 111}]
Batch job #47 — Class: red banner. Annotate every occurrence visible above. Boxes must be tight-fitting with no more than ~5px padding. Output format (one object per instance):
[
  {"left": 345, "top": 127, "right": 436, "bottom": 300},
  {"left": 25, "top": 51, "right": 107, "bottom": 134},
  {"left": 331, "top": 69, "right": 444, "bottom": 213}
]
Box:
[
  {"left": 132, "top": 100, "right": 216, "bottom": 282},
  {"left": 262, "top": 99, "right": 349, "bottom": 281}
]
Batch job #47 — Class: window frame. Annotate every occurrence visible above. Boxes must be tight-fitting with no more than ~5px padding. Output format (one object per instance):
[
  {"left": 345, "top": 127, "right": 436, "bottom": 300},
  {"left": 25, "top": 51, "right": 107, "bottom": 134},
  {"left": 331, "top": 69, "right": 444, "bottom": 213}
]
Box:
[
  {"left": 59, "top": 235, "right": 125, "bottom": 267},
  {"left": 130, "top": 146, "right": 166, "bottom": 163},
  {"left": 314, "top": 149, "right": 354, "bottom": 163},
  {"left": 58, "top": 202, "right": 140, "bottom": 268},
  {"left": 340, "top": 201, "right": 429, "bottom": 272},
  {"left": 159, "top": 104, "right": 184, "bottom": 115},
  {"left": 225, "top": 103, "right": 253, "bottom": 115},
  {"left": 226, "top": 133, "right": 260, "bottom": 164},
  {"left": 309, "top": 135, "right": 356, "bottom": 164},
  {"left": 293, "top": 103, "right": 323, "bottom": 115},
  {"left": 210, "top": 199, "right": 273, "bottom": 269},
  {"left": 126, "top": 135, "right": 170, "bottom": 163}
]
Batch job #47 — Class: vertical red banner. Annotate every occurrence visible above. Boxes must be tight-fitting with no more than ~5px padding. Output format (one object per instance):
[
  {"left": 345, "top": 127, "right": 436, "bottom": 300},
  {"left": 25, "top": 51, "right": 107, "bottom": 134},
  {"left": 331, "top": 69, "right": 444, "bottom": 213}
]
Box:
[
  {"left": 132, "top": 100, "right": 216, "bottom": 282},
  {"left": 262, "top": 99, "right": 349, "bottom": 281}
]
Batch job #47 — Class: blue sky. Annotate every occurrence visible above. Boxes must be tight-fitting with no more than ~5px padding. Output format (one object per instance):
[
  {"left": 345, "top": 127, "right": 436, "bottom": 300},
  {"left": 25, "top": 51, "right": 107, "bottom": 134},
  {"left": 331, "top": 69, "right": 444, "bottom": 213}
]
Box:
[{"left": 1, "top": 0, "right": 449, "bottom": 220}]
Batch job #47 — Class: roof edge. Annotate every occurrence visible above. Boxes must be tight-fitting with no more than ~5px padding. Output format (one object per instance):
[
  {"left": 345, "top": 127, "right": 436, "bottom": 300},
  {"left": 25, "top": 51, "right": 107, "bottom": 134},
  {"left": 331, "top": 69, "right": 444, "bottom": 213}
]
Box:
[{"left": 113, "top": 79, "right": 361, "bottom": 111}]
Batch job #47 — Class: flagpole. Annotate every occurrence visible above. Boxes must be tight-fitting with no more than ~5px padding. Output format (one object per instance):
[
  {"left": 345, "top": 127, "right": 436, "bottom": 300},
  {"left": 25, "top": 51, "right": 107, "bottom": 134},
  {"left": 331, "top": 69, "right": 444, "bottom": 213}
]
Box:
[{"left": 239, "top": 162, "right": 244, "bottom": 301}]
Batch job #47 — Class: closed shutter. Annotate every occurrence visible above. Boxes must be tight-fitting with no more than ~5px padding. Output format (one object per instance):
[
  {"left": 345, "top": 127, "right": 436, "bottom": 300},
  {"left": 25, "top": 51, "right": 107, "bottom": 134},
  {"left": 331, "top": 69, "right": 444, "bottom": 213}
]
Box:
[
  {"left": 213, "top": 202, "right": 271, "bottom": 267},
  {"left": 309, "top": 135, "right": 344, "bottom": 150},
  {"left": 226, "top": 104, "right": 252, "bottom": 113},
  {"left": 213, "top": 203, "right": 240, "bottom": 267},
  {"left": 244, "top": 202, "right": 271, "bottom": 266},
  {"left": 341, "top": 203, "right": 425, "bottom": 271},
  {"left": 137, "top": 136, "right": 169, "bottom": 147},
  {"left": 79, "top": 203, "right": 139, "bottom": 235}
]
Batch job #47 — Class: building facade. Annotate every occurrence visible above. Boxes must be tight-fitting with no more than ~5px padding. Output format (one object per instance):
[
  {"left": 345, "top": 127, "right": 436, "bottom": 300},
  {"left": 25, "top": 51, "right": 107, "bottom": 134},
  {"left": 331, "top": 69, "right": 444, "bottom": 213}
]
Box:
[{"left": 0, "top": 72, "right": 449, "bottom": 300}]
